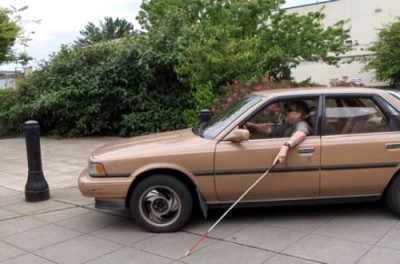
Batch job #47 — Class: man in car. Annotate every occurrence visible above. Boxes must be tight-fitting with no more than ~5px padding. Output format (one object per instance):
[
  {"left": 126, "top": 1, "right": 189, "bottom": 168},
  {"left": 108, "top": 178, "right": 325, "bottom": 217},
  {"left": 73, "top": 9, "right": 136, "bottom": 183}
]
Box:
[{"left": 245, "top": 101, "right": 311, "bottom": 166}]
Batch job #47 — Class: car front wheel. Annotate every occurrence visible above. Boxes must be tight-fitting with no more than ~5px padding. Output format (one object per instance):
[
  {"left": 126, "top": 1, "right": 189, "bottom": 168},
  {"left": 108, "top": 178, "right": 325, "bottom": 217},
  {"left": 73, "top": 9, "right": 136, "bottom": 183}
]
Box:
[{"left": 130, "top": 175, "right": 193, "bottom": 232}]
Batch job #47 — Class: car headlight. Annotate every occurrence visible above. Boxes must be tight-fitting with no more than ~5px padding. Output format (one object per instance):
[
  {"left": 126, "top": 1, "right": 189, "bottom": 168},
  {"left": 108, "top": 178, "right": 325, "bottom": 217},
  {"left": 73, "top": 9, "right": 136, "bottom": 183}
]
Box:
[{"left": 88, "top": 162, "right": 107, "bottom": 177}]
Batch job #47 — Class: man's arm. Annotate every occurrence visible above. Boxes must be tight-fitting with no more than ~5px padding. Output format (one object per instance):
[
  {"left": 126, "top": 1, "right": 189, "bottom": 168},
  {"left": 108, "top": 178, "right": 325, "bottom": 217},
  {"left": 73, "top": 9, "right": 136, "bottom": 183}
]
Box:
[
  {"left": 245, "top": 122, "right": 272, "bottom": 134},
  {"left": 287, "top": 130, "right": 307, "bottom": 147},
  {"left": 272, "top": 130, "right": 307, "bottom": 166}
]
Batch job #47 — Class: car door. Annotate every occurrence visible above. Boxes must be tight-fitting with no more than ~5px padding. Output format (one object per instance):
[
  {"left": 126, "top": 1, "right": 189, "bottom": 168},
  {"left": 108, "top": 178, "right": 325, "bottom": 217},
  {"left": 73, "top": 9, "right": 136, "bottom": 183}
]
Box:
[
  {"left": 320, "top": 94, "right": 400, "bottom": 197},
  {"left": 214, "top": 96, "right": 321, "bottom": 202}
]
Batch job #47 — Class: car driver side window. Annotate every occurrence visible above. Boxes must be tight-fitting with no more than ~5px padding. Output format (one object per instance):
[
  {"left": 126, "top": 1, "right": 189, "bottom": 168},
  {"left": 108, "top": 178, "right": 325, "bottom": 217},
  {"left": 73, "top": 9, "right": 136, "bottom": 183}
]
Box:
[
  {"left": 323, "top": 97, "right": 391, "bottom": 135},
  {"left": 245, "top": 98, "right": 317, "bottom": 139}
]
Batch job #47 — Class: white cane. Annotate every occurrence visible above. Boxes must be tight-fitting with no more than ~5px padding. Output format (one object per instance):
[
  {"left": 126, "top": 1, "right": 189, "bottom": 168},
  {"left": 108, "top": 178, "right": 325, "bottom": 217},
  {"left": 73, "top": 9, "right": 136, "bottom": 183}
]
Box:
[{"left": 184, "top": 161, "right": 278, "bottom": 256}]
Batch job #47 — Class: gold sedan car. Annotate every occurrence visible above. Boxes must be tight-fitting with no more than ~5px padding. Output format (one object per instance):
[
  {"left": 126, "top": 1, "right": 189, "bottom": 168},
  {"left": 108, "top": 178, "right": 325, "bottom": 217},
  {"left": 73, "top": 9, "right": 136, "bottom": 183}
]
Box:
[{"left": 78, "top": 87, "right": 400, "bottom": 232}]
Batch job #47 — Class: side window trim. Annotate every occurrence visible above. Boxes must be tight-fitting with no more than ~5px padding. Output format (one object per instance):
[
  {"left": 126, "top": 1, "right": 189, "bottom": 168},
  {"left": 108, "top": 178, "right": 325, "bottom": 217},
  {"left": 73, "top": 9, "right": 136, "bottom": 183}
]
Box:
[{"left": 320, "top": 94, "right": 327, "bottom": 136}]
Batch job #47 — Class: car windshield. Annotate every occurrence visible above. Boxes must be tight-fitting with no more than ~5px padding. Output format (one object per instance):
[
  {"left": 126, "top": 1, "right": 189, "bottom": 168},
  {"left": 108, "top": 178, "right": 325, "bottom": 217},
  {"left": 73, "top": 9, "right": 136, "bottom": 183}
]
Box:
[{"left": 196, "top": 94, "right": 262, "bottom": 139}]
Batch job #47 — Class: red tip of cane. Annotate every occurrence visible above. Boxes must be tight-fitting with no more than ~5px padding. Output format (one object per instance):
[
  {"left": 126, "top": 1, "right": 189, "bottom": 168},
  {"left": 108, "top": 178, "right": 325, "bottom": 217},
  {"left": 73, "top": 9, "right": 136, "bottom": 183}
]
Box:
[{"left": 184, "top": 231, "right": 209, "bottom": 256}]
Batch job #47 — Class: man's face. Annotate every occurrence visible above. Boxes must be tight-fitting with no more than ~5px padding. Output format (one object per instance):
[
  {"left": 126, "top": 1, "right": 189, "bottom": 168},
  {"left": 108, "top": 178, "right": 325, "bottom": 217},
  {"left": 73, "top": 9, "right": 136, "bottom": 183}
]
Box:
[
  {"left": 267, "top": 103, "right": 281, "bottom": 118},
  {"left": 284, "top": 104, "right": 302, "bottom": 124}
]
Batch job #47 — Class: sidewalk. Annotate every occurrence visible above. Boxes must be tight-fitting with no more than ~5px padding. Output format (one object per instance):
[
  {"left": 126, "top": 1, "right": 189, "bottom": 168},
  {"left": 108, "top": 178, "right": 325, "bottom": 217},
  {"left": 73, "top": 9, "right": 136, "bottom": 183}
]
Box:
[{"left": 1, "top": 137, "right": 400, "bottom": 264}]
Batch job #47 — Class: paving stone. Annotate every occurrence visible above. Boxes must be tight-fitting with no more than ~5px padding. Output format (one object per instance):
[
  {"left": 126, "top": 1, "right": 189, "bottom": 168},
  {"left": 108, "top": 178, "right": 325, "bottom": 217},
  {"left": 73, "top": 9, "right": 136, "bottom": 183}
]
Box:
[
  {"left": 182, "top": 240, "right": 274, "bottom": 264},
  {"left": 0, "top": 253, "right": 55, "bottom": 264},
  {"left": 90, "top": 220, "right": 155, "bottom": 246},
  {"left": 184, "top": 213, "right": 256, "bottom": 240},
  {"left": 0, "top": 216, "right": 48, "bottom": 238},
  {"left": 83, "top": 204, "right": 130, "bottom": 217},
  {"left": 43, "top": 162, "right": 83, "bottom": 173},
  {"left": 33, "top": 206, "right": 91, "bottom": 223},
  {"left": 134, "top": 232, "right": 214, "bottom": 259},
  {"left": 50, "top": 187, "right": 94, "bottom": 206},
  {"left": 0, "top": 179, "right": 26, "bottom": 191},
  {"left": 326, "top": 203, "right": 398, "bottom": 228},
  {"left": 357, "top": 246, "right": 400, "bottom": 264},
  {"left": 86, "top": 247, "right": 171, "bottom": 264},
  {"left": 255, "top": 207, "right": 332, "bottom": 233},
  {"left": 376, "top": 224, "right": 400, "bottom": 250},
  {"left": 0, "top": 175, "right": 26, "bottom": 185},
  {"left": 0, "top": 240, "right": 26, "bottom": 262},
  {"left": 283, "top": 234, "right": 371, "bottom": 264},
  {"left": 3, "top": 224, "right": 82, "bottom": 251},
  {"left": 264, "top": 254, "right": 320, "bottom": 264},
  {"left": 313, "top": 217, "right": 391, "bottom": 244},
  {"left": 0, "top": 187, "right": 21, "bottom": 197},
  {"left": 4, "top": 166, "right": 28, "bottom": 176},
  {"left": 4, "top": 199, "right": 74, "bottom": 215},
  {"left": 0, "top": 208, "right": 22, "bottom": 220},
  {"left": 226, "top": 224, "right": 307, "bottom": 252},
  {"left": 0, "top": 193, "right": 25, "bottom": 207},
  {"left": 35, "top": 234, "right": 122, "bottom": 264},
  {"left": 56, "top": 210, "right": 126, "bottom": 233}
]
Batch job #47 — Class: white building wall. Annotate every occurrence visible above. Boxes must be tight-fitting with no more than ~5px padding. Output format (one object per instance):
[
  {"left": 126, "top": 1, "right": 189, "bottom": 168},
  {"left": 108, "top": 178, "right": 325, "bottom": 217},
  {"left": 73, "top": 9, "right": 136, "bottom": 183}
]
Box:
[
  {"left": 0, "top": 68, "right": 30, "bottom": 89},
  {"left": 0, "top": 78, "right": 16, "bottom": 89},
  {"left": 286, "top": 0, "right": 400, "bottom": 87}
]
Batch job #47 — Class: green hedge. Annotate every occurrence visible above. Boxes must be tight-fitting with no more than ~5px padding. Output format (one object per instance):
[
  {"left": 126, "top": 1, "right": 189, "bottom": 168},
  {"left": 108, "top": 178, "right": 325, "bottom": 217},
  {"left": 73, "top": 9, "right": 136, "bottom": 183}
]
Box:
[{"left": 0, "top": 37, "right": 193, "bottom": 137}]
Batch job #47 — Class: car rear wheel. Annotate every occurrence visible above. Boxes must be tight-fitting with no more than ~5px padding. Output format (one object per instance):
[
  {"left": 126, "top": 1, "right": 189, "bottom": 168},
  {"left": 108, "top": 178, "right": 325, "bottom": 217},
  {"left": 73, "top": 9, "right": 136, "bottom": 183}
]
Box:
[
  {"left": 385, "top": 174, "right": 400, "bottom": 216},
  {"left": 130, "top": 175, "right": 193, "bottom": 232}
]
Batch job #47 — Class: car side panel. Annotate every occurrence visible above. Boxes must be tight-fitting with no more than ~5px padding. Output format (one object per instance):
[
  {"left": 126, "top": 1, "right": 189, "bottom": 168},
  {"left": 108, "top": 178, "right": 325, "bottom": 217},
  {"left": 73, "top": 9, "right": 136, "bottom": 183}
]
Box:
[
  {"left": 320, "top": 133, "right": 400, "bottom": 196},
  {"left": 214, "top": 136, "right": 321, "bottom": 201}
]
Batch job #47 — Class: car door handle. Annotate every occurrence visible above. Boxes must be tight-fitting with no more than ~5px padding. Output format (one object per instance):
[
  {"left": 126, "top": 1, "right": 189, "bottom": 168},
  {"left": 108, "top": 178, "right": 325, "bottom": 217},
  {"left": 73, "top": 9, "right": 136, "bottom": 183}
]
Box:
[
  {"left": 298, "top": 147, "right": 314, "bottom": 154},
  {"left": 386, "top": 143, "right": 400, "bottom": 150}
]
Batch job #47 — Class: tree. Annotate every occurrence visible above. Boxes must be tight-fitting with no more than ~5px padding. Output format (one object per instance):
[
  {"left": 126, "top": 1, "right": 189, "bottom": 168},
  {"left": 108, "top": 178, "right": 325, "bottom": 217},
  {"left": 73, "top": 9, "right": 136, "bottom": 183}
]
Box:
[
  {"left": 364, "top": 18, "right": 400, "bottom": 89},
  {"left": 0, "top": 6, "right": 31, "bottom": 65},
  {"left": 75, "top": 17, "right": 136, "bottom": 45},
  {"left": 138, "top": 0, "right": 350, "bottom": 119},
  {"left": 174, "top": 1, "right": 349, "bottom": 83}
]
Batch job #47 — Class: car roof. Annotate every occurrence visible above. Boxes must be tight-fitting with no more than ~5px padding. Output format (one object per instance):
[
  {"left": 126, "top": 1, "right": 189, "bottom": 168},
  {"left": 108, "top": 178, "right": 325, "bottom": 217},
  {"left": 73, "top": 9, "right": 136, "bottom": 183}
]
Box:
[{"left": 253, "top": 87, "right": 390, "bottom": 98}]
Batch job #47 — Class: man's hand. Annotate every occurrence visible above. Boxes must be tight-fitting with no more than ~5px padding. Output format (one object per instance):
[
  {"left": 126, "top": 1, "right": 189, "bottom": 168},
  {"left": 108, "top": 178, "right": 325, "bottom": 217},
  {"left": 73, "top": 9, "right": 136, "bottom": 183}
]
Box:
[
  {"left": 244, "top": 122, "right": 271, "bottom": 135},
  {"left": 244, "top": 122, "right": 254, "bottom": 132},
  {"left": 273, "top": 145, "right": 289, "bottom": 166},
  {"left": 272, "top": 130, "right": 307, "bottom": 166}
]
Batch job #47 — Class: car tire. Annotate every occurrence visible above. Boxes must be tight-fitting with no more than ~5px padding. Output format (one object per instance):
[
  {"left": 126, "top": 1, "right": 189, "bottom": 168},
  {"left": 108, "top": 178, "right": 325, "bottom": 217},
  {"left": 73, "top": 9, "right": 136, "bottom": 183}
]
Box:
[
  {"left": 385, "top": 174, "right": 400, "bottom": 216},
  {"left": 130, "top": 175, "right": 193, "bottom": 232}
]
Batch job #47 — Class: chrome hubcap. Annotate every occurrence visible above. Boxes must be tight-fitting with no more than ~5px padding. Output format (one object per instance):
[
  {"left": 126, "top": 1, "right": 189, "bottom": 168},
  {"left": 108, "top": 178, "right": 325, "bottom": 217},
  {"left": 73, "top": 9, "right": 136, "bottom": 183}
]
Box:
[{"left": 140, "top": 187, "right": 180, "bottom": 226}]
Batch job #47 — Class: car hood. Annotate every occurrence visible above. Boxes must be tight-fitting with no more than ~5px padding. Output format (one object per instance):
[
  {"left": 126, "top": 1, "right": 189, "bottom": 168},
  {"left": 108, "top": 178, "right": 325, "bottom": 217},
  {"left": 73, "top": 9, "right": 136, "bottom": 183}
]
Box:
[{"left": 91, "top": 128, "right": 203, "bottom": 160}]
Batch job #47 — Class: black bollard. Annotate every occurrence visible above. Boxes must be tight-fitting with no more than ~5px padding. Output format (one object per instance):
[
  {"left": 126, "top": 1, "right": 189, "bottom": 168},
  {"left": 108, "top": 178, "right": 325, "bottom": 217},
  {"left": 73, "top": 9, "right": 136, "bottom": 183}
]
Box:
[{"left": 24, "top": 120, "right": 50, "bottom": 202}]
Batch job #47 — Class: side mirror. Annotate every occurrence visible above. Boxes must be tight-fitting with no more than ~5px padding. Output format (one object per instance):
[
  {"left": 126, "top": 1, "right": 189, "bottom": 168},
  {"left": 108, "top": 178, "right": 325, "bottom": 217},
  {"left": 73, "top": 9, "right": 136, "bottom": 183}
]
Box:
[
  {"left": 199, "top": 109, "right": 212, "bottom": 123},
  {"left": 224, "top": 128, "right": 250, "bottom": 143}
]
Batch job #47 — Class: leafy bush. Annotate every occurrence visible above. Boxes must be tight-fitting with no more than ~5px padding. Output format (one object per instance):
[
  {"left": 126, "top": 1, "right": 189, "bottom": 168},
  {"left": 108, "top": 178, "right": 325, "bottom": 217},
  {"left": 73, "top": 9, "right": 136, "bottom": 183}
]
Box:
[
  {"left": 0, "top": 88, "right": 20, "bottom": 136},
  {"left": 211, "top": 76, "right": 323, "bottom": 115},
  {"left": 365, "top": 18, "right": 400, "bottom": 88},
  {"left": 2, "top": 37, "right": 193, "bottom": 137}
]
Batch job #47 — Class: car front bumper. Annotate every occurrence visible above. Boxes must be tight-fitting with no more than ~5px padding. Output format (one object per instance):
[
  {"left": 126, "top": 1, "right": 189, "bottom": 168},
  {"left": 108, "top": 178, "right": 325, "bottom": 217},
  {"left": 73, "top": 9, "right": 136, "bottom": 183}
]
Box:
[{"left": 78, "top": 168, "right": 131, "bottom": 200}]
